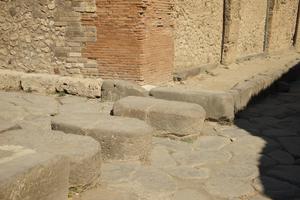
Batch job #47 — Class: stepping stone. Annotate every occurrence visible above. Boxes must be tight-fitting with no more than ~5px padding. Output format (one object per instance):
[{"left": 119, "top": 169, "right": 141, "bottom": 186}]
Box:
[
  {"left": 0, "top": 119, "right": 20, "bottom": 133},
  {"left": 101, "top": 79, "right": 148, "bottom": 101},
  {"left": 150, "top": 87, "right": 234, "bottom": 121},
  {"left": 0, "top": 130, "right": 102, "bottom": 189},
  {"left": 278, "top": 137, "right": 300, "bottom": 157},
  {"left": 51, "top": 113, "right": 153, "bottom": 161},
  {"left": 0, "top": 150, "right": 69, "bottom": 200},
  {"left": 113, "top": 96, "right": 206, "bottom": 137},
  {"left": 267, "top": 165, "right": 300, "bottom": 186}
]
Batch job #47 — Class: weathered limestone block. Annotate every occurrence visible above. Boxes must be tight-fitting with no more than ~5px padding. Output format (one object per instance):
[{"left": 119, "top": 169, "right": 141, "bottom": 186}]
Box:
[
  {"left": 51, "top": 113, "right": 153, "bottom": 161},
  {"left": 173, "top": 0, "right": 223, "bottom": 71},
  {"left": 56, "top": 77, "right": 103, "bottom": 98},
  {"left": 21, "top": 73, "right": 59, "bottom": 94},
  {"left": 0, "top": 151, "right": 69, "bottom": 200},
  {"left": 101, "top": 79, "right": 148, "bottom": 102},
  {"left": 0, "top": 70, "right": 22, "bottom": 91},
  {"left": 266, "top": 0, "right": 299, "bottom": 52},
  {"left": 150, "top": 87, "right": 235, "bottom": 121},
  {"left": 0, "top": 130, "right": 102, "bottom": 189},
  {"left": 113, "top": 96, "right": 206, "bottom": 136}
]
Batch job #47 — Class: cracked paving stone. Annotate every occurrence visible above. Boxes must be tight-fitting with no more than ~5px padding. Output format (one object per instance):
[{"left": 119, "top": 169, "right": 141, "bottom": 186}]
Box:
[
  {"left": 164, "top": 166, "right": 210, "bottom": 180},
  {"left": 192, "top": 136, "right": 231, "bottom": 151},
  {"left": 0, "top": 119, "right": 20, "bottom": 133},
  {"left": 150, "top": 145, "right": 177, "bottom": 168},
  {"left": 172, "top": 150, "right": 232, "bottom": 167},
  {"left": 278, "top": 137, "right": 300, "bottom": 157},
  {"left": 79, "top": 187, "right": 139, "bottom": 200},
  {"left": 172, "top": 189, "right": 213, "bottom": 200},
  {"left": 267, "top": 149, "right": 295, "bottom": 165},
  {"left": 253, "top": 176, "right": 300, "bottom": 199},
  {"left": 204, "top": 176, "right": 255, "bottom": 198},
  {"left": 267, "top": 165, "right": 300, "bottom": 186}
]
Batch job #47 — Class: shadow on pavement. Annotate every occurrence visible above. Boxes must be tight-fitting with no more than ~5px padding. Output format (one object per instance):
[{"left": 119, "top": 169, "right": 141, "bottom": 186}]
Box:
[{"left": 235, "top": 65, "right": 300, "bottom": 200}]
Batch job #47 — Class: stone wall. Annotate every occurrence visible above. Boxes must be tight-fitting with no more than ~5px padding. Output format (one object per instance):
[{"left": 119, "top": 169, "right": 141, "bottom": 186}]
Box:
[
  {"left": 0, "top": 0, "right": 97, "bottom": 77},
  {"left": 266, "top": 0, "right": 299, "bottom": 52},
  {"left": 172, "top": 0, "right": 224, "bottom": 71},
  {"left": 237, "top": 0, "right": 267, "bottom": 58}
]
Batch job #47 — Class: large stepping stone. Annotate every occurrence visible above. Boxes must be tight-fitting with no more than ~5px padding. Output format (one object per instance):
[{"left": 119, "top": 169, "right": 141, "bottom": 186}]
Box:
[
  {"left": 0, "top": 150, "right": 69, "bottom": 200},
  {"left": 0, "top": 130, "right": 102, "bottom": 189},
  {"left": 113, "top": 96, "right": 206, "bottom": 137},
  {"left": 51, "top": 113, "right": 153, "bottom": 161},
  {"left": 150, "top": 87, "right": 234, "bottom": 121}
]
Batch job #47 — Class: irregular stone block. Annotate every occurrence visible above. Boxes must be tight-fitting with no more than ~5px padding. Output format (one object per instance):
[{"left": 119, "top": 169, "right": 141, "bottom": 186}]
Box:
[
  {"left": 0, "top": 130, "right": 102, "bottom": 189},
  {"left": 0, "top": 151, "right": 69, "bottom": 200},
  {"left": 101, "top": 79, "right": 148, "bottom": 102},
  {"left": 0, "top": 70, "right": 22, "bottom": 91},
  {"left": 56, "top": 77, "right": 103, "bottom": 98},
  {"left": 113, "top": 96, "right": 206, "bottom": 136},
  {"left": 51, "top": 113, "right": 153, "bottom": 161},
  {"left": 21, "top": 73, "right": 59, "bottom": 94},
  {"left": 150, "top": 87, "right": 234, "bottom": 121}
]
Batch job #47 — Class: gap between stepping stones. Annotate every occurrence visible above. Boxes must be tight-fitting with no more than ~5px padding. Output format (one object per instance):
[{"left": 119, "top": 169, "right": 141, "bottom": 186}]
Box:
[
  {"left": 112, "top": 96, "right": 206, "bottom": 138},
  {"left": 51, "top": 113, "right": 153, "bottom": 161}
]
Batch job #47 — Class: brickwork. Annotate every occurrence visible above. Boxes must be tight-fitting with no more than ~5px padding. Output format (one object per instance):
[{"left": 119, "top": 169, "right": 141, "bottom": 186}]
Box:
[{"left": 82, "top": 0, "right": 173, "bottom": 84}]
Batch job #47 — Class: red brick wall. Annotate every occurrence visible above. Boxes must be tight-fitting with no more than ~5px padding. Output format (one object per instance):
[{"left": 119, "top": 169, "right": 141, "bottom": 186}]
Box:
[{"left": 82, "top": 0, "right": 174, "bottom": 84}]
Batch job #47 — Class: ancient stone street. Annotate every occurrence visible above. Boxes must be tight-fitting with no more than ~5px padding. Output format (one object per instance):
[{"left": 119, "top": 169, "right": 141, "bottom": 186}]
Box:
[{"left": 0, "top": 76, "right": 300, "bottom": 200}]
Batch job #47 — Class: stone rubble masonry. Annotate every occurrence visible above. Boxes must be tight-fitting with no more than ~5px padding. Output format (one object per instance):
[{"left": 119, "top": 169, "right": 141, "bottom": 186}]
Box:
[
  {"left": 113, "top": 96, "right": 206, "bottom": 137},
  {"left": 266, "top": 0, "right": 299, "bottom": 52},
  {"left": 173, "top": 0, "right": 223, "bottom": 71},
  {"left": 0, "top": 69, "right": 103, "bottom": 98},
  {"left": 0, "top": 0, "right": 98, "bottom": 77}
]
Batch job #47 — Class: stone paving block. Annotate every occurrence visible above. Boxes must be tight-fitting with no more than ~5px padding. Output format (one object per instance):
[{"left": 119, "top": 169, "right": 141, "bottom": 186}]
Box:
[
  {"left": 0, "top": 119, "right": 20, "bottom": 133},
  {"left": 150, "top": 87, "right": 234, "bottom": 121},
  {"left": 51, "top": 113, "right": 153, "bottom": 161},
  {"left": 101, "top": 79, "right": 148, "bottom": 102},
  {"left": 0, "top": 130, "right": 102, "bottom": 189},
  {"left": 113, "top": 96, "right": 206, "bottom": 136},
  {"left": 278, "top": 137, "right": 300, "bottom": 157},
  {"left": 267, "top": 165, "right": 300, "bottom": 186},
  {"left": 0, "top": 151, "right": 69, "bottom": 200}
]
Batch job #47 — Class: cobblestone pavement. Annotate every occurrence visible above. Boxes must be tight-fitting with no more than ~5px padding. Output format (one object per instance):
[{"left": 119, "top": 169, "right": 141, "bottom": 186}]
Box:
[{"left": 1, "top": 79, "right": 300, "bottom": 200}]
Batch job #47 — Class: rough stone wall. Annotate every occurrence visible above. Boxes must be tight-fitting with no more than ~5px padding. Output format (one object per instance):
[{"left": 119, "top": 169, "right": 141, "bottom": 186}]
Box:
[
  {"left": 173, "top": 0, "right": 224, "bottom": 71},
  {"left": 83, "top": 0, "right": 173, "bottom": 84},
  {"left": 0, "top": 0, "right": 97, "bottom": 77},
  {"left": 237, "top": 0, "right": 267, "bottom": 58},
  {"left": 266, "top": 0, "right": 299, "bottom": 52}
]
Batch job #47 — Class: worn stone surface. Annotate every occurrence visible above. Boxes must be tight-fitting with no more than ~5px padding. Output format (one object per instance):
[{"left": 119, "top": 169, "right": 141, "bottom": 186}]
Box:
[
  {"left": 0, "top": 70, "right": 22, "bottom": 91},
  {"left": 0, "top": 130, "right": 102, "bottom": 189},
  {"left": 267, "top": 165, "right": 300, "bottom": 186},
  {"left": 51, "top": 113, "right": 153, "bottom": 161},
  {"left": 0, "top": 119, "right": 20, "bottom": 133},
  {"left": 278, "top": 137, "right": 300, "bottom": 157},
  {"left": 21, "top": 73, "right": 59, "bottom": 94},
  {"left": 101, "top": 80, "right": 148, "bottom": 102},
  {"left": 0, "top": 151, "right": 69, "bottom": 200},
  {"left": 150, "top": 87, "right": 234, "bottom": 121},
  {"left": 113, "top": 96, "right": 206, "bottom": 136}
]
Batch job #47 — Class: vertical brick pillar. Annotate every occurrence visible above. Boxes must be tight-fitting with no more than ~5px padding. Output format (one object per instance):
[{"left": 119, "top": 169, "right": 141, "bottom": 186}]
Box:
[
  {"left": 83, "top": 0, "right": 174, "bottom": 84},
  {"left": 221, "top": 0, "right": 241, "bottom": 65}
]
